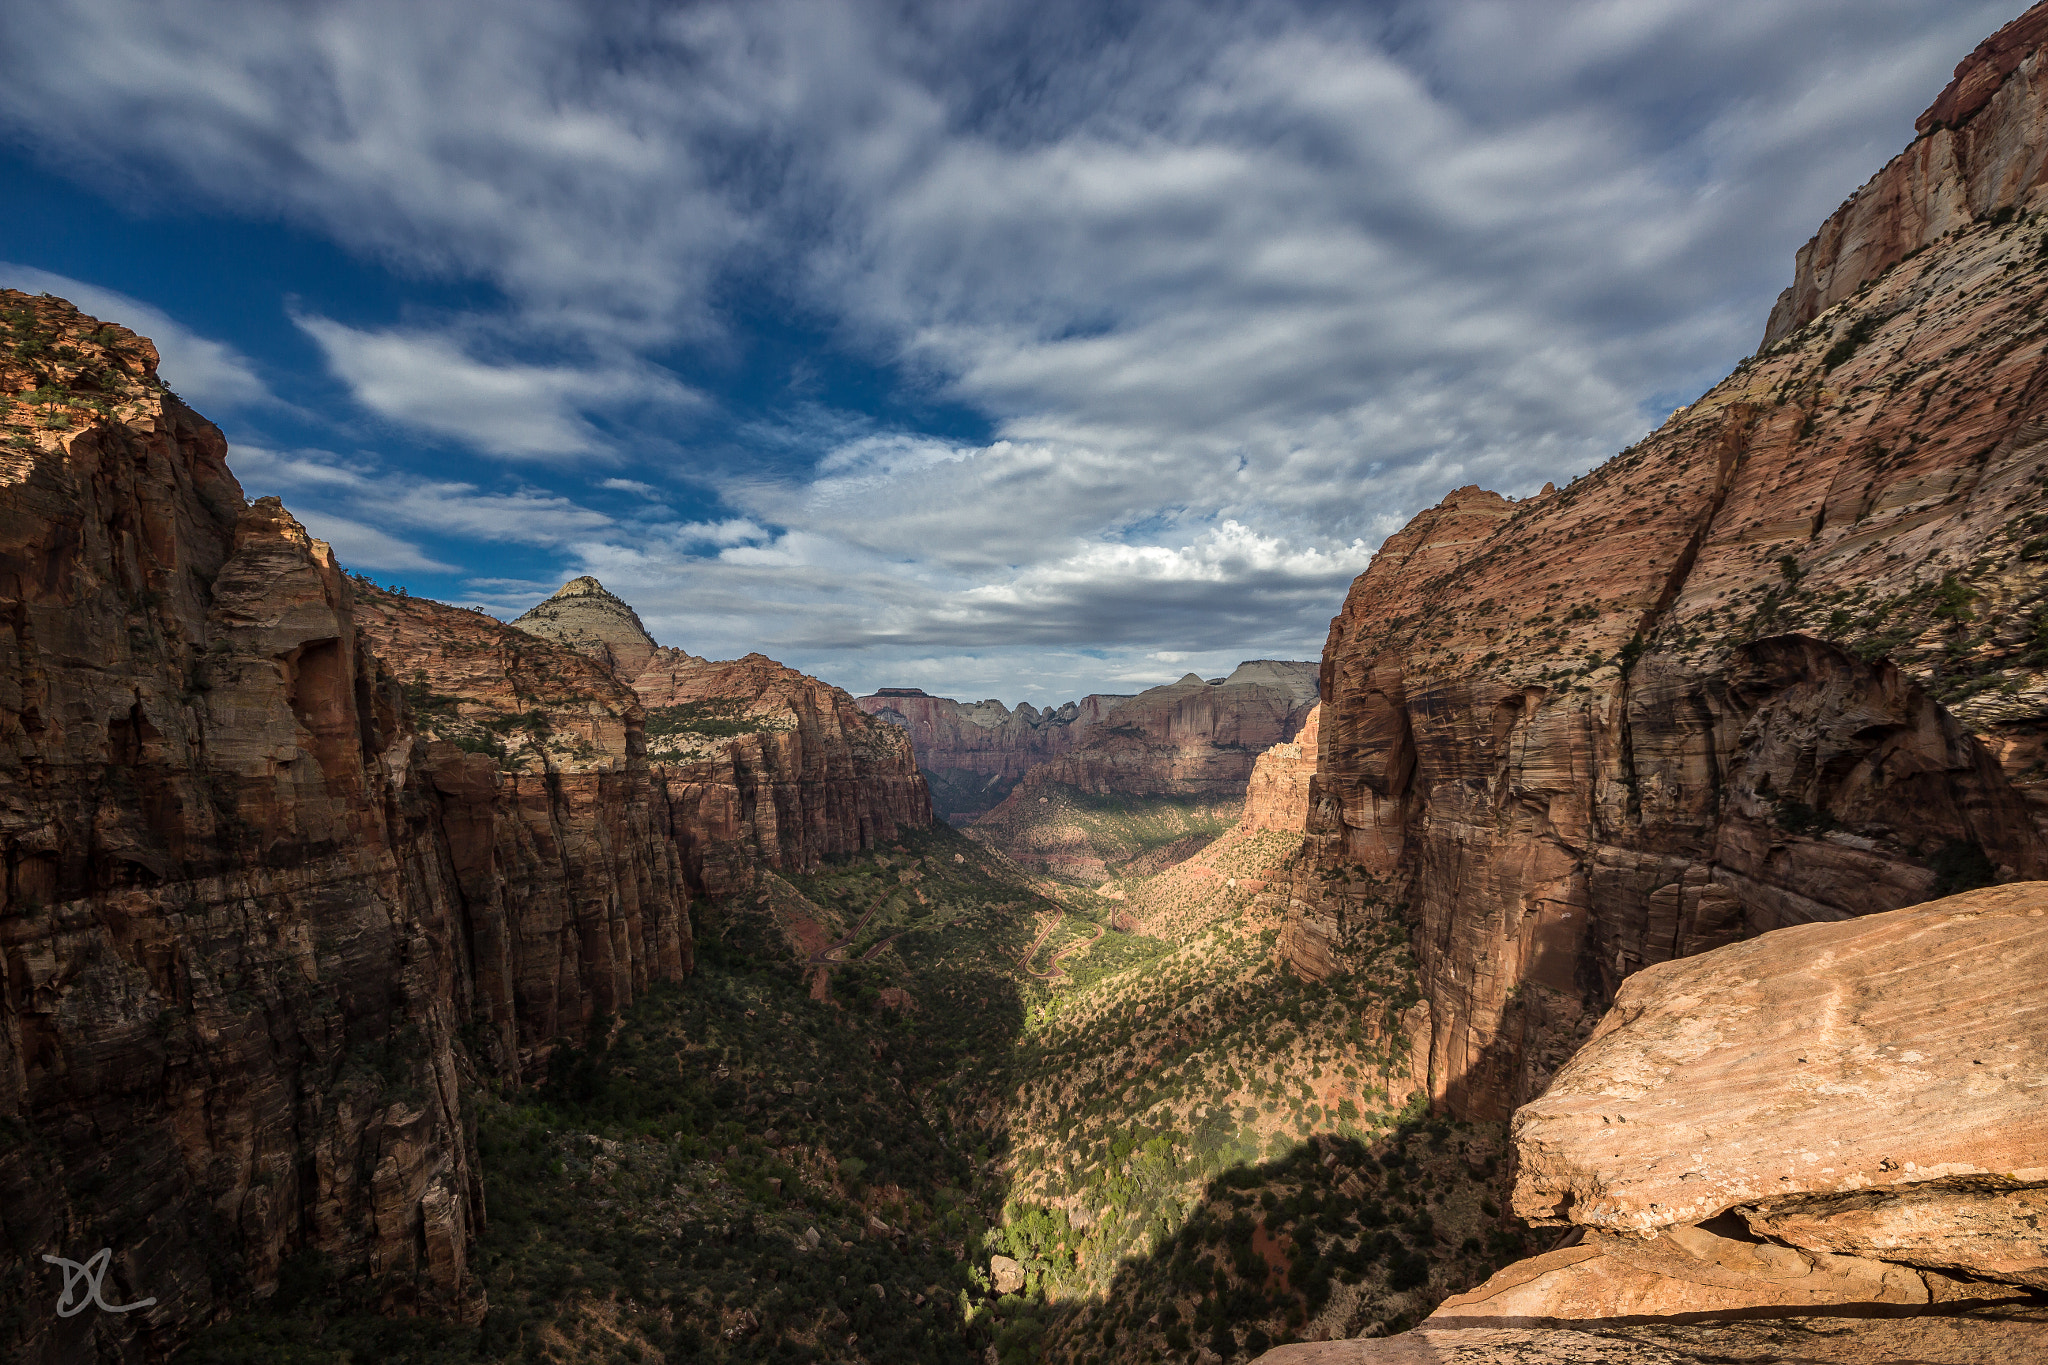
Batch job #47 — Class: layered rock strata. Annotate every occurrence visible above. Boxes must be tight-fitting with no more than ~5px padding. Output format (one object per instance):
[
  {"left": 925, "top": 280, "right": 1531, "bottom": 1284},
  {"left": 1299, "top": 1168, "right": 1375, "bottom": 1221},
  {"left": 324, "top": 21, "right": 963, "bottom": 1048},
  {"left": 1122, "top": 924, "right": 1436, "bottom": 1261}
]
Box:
[
  {"left": 1244, "top": 703, "right": 1320, "bottom": 832},
  {"left": 510, "top": 574, "right": 660, "bottom": 681},
  {"left": 852, "top": 688, "right": 1128, "bottom": 818},
  {"left": 0, "top": 295, "right": 490, "bottom": 1360},
  {"left": 1511, "top": 881, "right": 2048, "bottom": 1287},
  {"left": 353, "top": 585, "right": 692, "bottom": 1074},
  {"left": 636, "top": 649, "right": 932, "bottom": 895},
  {"left": 513, "top": 578, "right": 936, "bottom": 894},
  {"left": 1256, "top": 884, "right": 2048, "bottom": 1364},
  {"left": 0, "top": 295, "right": 697, "bottom": 1361},
  {"left": 1292, "top": 8, "right": 2048, "bottom": 1120},
  {"left": 1010, "top": 660, "right": 1320, "bottom": 802}
]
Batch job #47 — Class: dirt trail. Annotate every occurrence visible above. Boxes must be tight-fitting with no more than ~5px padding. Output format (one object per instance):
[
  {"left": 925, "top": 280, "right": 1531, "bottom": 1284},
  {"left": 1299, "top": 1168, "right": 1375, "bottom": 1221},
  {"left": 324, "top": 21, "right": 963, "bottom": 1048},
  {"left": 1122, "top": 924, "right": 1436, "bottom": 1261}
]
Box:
[{"left": 1020, "top": 915, "right": 1107, "bottom": 980}]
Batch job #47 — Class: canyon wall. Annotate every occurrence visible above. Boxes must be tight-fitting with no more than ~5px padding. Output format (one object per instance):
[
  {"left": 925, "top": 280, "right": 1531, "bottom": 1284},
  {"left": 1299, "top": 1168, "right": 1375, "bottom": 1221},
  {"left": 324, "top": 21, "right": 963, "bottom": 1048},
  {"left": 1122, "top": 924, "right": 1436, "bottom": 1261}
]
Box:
[
  {"left": 508, "top": 578, "right": 937, "bottom": 896},
  {"left": 0, "top": 295, "right": 485, "bottom": 1360},
  {"left": 352, "top": 585, "right": 692, "bottom": 1075},
  {"left": 637, "top": 650, "right": 933, "bottom": 896},
  {"left": 0, "top": 294, "right": 697, "bottom": 1362},
  {"left": 1243, "top": 703, "right": 1320, "bottom": 833},
  {"left": 1007, "top": 661, "right": 1319, "bottom": 802},
  {"left": 1289, "top": 9, "right": 2048, "bottom": 1123},
  {"left": 852, "top": 688, "right": 1128, "bottom": 818}
]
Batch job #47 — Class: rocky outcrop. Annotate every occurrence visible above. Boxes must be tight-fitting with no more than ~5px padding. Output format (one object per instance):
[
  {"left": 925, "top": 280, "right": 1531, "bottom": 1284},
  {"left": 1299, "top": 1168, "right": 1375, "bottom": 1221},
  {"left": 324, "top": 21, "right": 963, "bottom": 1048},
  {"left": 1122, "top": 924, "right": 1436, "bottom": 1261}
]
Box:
[
  {"left": 635, "top": 649, "right": 932, "bottom": 895},
  {"left": 0, "top": 295, "right": 487, "bottom": 1359},
  {"left": 352, "top": 585, "right": 692, "bottom": 1074},
  {"left": 1762, "top": 1, "right": 2048, "bottom": 347},
  {"left": 860, "top": 661, "right": 1318, "bottom": 822},
  {"left": 1011, "top": 661, "right": 1319, "bottom": 802},
  {"left": 510, "top": 574, "right": 660, "bottom": 681},
  {"left": 1294, "top": 14, "right": 2048, "bottom": 1120},
  {"left": 1511, "top": 882, "right": 2048, "bottom": 1286},
  {"left": 1255, "top": 884, "right": 2048, "bottom": 1365},
  {"left": 0, "top": 296, "right": 706, "bottom": 1361},
  {"left": 1243, "top": 703, "right": 1319, "bottom": 832},
  {"left": 853, "top": 688, "right": 1128, "bottom": 818}
]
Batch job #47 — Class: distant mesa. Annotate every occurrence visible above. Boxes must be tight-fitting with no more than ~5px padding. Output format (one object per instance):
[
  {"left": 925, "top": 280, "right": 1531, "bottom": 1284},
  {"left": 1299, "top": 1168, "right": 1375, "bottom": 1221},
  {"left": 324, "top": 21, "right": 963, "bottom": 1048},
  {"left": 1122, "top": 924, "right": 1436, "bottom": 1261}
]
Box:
[
  {"left": 872, "top": 687, "right": 930, "bottom": 697},
  {"left": 511, "top": 574, "right": 661, "bottom": 681}
]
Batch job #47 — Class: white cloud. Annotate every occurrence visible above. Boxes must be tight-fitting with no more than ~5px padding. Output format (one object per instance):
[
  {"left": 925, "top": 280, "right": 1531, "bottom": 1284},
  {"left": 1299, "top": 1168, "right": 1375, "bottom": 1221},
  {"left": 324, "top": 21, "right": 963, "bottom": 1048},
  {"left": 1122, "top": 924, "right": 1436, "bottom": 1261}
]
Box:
[
  {"left": 0, "top": 0, "right": 2021, "bottom": 698},
  {"left": 291, "top": 508, "right": 457, "bottom": 573},
  {"left": 296, "top": 315, "right": 700, "bottom": 459},
  {"left": 232, "top": 442, "right": 616, "bottom": 553},
  {"left": 0, "top": 262, "right": 274, "bottom": 410}
]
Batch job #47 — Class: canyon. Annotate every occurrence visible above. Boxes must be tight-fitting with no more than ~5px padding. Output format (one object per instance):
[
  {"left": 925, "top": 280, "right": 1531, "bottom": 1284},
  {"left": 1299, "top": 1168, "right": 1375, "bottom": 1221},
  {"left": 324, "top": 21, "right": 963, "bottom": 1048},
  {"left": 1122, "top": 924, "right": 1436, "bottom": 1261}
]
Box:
[
  {"left": 4, "top": 4, "right": 2048, "bottom": 1362},
  {"left": 856, "top": 659, "right": 1318, "bottom": 823},
  {"left": 1285, "top": 0, "right": 2048, "bottom": 1127},
  {"left": 0, "top": 295, "right": 931, "bottom": 1362}
]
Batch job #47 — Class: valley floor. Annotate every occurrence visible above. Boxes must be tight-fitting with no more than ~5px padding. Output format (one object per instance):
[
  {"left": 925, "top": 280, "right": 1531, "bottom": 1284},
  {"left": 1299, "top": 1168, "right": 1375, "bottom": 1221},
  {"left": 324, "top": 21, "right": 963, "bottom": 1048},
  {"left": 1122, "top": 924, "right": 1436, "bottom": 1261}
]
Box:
[{"left": 175, "top": 811, "right": 1532, "bottom": 1365}]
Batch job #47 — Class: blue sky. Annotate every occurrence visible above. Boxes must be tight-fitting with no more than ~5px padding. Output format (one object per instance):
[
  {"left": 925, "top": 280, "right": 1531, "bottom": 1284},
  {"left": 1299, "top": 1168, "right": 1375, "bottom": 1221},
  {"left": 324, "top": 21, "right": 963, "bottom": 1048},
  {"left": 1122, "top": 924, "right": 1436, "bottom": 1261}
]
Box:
[{"left": 0, "top": 0, "right": 2018, "bottom": 703}]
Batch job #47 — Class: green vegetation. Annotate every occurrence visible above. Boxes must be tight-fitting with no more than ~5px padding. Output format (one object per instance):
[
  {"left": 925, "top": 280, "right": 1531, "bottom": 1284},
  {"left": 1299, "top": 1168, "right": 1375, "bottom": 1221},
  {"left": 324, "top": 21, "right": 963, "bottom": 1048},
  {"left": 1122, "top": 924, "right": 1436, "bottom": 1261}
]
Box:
[
  {"left": 644, "top": 697, "right": 785, "bottom": 745},
  {"left": 174, "top": 817, "right": 1522, "bottom": 1364}
]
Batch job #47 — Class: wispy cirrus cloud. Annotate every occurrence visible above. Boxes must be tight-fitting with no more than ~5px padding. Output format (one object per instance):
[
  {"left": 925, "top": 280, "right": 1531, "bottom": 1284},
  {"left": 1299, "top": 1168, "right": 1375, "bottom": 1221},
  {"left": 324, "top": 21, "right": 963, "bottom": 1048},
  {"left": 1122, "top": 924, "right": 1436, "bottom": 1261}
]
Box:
[
  {"left": 0, "top": 0, "right": 2020, "bottom": 700},
  {"left": 294, "top": 316, "right": 701, "bottom": 459}
]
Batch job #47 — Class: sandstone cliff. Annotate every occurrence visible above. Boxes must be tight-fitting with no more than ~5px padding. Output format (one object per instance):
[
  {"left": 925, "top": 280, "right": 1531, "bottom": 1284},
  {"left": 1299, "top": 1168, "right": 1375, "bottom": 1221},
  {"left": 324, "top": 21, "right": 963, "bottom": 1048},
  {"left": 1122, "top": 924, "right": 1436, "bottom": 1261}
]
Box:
[
  {"left": 1288, "top": 8, "right": 2048, "bottom": 1123},
  {"left": 1261, "top": 884, "right": 2048, "bottom": 1364},
  {"left": 852, "top": 687, "right": 1129, "bottom": 818},
  {"left": 0, "top": 294, "right": 488, "bottom": 1359},
  {"left": 1765, "top": 0, "right": 2048, "bottom": 346},
  {"left": 1008, "top": 661, "right": 1319, "bottom": 802},
  {"left": 352, "top": 585, "right": 692, "bottom": 1074},
  {"left": 510, "top": 577, "right": 936, "bottom": 894},
  {"left": 1243, "top": 703, "right": 1320, "bottom": 833},
  {"left": 635, "top": 648, "right": 932, "bottom": 895},
  {"left": 0, "top": 295, "right": 700, "bottom": 1362}
]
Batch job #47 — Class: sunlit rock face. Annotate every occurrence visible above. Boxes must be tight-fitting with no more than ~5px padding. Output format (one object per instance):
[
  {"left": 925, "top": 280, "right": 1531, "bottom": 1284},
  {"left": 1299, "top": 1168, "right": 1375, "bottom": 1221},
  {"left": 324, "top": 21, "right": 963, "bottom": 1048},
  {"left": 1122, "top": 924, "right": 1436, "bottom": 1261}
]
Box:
[
  {"left": 853, "top": 687, "right": 1128, "bottom": 819},
  {"left": 1254, "top": 881, "right": 2048, "bottom": 1365},
  {"left": 510, "top": 574, "right": 661, "bottom": 681},
  {"left": 639, "top": 649, "right": 933, "bottom": 897},
  {"left": 1286, "top": 2, "right": 2048, "bottom": 1124}
]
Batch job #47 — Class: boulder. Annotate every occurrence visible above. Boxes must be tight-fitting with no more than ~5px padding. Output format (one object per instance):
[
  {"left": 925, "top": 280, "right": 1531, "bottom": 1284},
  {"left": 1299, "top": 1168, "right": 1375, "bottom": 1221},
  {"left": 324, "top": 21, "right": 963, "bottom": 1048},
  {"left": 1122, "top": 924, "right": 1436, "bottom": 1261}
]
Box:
[
  {"left": 1513, "top": 883, "right": 2048, "bottom": 1289},
  {"left": 989, "top": 1254, "right": 1025, "bottom": 1294}
]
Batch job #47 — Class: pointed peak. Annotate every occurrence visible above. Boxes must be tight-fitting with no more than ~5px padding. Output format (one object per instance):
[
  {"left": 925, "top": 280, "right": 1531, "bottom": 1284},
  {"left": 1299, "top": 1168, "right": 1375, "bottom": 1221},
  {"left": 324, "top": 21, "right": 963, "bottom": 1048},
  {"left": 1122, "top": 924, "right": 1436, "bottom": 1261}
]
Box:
[{"left": 548, "top": 575, "right": 617, "bottom": 600}]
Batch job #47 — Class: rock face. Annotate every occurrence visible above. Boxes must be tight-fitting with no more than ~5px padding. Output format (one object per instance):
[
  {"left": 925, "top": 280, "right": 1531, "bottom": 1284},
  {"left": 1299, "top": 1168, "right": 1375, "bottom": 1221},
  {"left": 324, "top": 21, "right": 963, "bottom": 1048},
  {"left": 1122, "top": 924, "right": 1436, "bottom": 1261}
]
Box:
[
  {"left": 859, "top": 660, "right": 1318, "bottom": 821},
  {"left": 1511, "top": 882, "right": 2048, "bottom": 1286},
  {"left": 635, "top": 649, "right": 932, "bottom": 896},
  {"left": 0, "top": 294, "right": 491, "bottom": 1359},
  {"left": 1292, "top": 12, "right": 2048, "bottom": 1120},
  {"left": 852, "top": 688, "right": 1128, "bottom": 818},
  {"left": 1254, "top": 885, "right": 2048, "bottom": 1365},
  {"left": 1243, "top": 703, "right": 1319, "bottom": 832},
  {"left": 1011, "top": 661, "right": 1320, "bottom": 802},
  {"left": 511, "top": 574, "right": 660, "bottom": 681},
  {"left": 1765, "top": 0, "right": 2048, "bottom": 347},
  {"left": 352, "top": 585, "right": 693, "bottom": 1074},
  {"left": 0, "top": 296, "right": 702, "bottom": 1361}
]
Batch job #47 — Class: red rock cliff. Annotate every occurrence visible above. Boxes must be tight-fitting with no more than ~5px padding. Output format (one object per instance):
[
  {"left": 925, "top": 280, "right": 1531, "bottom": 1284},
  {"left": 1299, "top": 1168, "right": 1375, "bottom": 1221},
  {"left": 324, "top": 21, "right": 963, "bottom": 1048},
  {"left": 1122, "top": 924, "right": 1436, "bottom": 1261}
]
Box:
[
  {"left": 0, "top": 295, "right": 486, "bottom": 1359},
  {"left": 1295, "top": 29, "right": 2048, "bottom": 1122},
  {"left": 352, "top": 585, "right": 692, "bottom": 1075},
  {"left": 852, "top": 689, "right": 1127, "bottom": 817},
  {"left": 1763, "top": 0, "right": 2048, "bottom": 346},
  {"left": 995, "top": 660, "right": 1319, "bottom": 805},
  {"left": 633, "top": 649, "right": 933, "bottom": 895},
  {"left": 0, "top": 294, "right": 698, "bottom": 1361}
]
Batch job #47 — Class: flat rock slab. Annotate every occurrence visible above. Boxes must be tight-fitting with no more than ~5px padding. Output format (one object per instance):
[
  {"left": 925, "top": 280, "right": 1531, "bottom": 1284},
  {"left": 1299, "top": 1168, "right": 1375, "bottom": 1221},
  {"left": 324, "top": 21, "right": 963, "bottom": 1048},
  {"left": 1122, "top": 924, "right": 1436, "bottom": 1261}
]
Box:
[
  {"left": 1512, "top": 883, "right": 2048, "bottom": 1271},
  {"left": 1253, "top": 1303, "right": 2048, "bottom": 1364}
]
